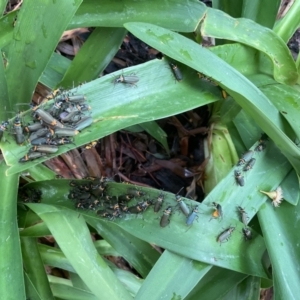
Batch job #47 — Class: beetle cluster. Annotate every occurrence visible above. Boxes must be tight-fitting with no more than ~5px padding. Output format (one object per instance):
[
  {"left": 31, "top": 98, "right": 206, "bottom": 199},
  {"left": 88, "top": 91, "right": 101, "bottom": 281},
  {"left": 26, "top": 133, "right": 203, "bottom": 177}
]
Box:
[
  {"left": 234, "top": 133, "right": 269, "bottom": 186},
  {"left": 1, "top": 89, "right": 92, "bottom": 163},
  {"left": 237, "top": 206, "right": 252, "bottom": 240},
  {"left": 68, "top": 177, "right": 109, "bottom": 211},
  {"left": 19, "top": 187, "right": 43, "bottom": 203},
  {"left": 67, "top": 178, "right": 157, "bottom": 220}
]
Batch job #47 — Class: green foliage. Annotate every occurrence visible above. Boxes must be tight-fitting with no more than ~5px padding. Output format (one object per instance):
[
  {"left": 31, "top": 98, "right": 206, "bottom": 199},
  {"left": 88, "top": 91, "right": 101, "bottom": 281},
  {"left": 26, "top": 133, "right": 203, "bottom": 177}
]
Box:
[{"left": 1, "top": 0, "right": 300, "bottom": 299}]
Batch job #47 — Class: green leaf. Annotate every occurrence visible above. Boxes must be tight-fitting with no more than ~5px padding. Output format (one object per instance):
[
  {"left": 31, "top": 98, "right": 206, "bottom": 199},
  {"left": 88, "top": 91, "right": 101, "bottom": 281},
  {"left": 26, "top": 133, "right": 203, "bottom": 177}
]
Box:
[
  {"left": 40, "top": 52, "right": 71, "bottom": 89},
  {"left": 0, "top": 162, "right": 25, "bottom": 300},
  {"left": 135, "top": 250, "right": 211, "bottom": 300},
  {"left": 186, "top": 266, "right": 247, "bottom": 300},
  {"left": 139, "top": 121, "right": 170, "bottom": 154},
  {"left": 202, "top": 8, "right": 297, "bottom": 85},
  {"left": 123, "top": 22, "right": 300, "bottom": 173},
  {"left": 274, "top": 0, "right": 300, "bottom": 43},
  {"left": 204, "top": 122, "right": 239, "bottom": 194},
  {"left": 69, "top": 0, "right": 206, "bottom": 32},
  {"left": 3, "top": 59, "right": 220, "bottom": 175},
  {"left": 0, "top": 11, "right": 16, "bottom": 50},
  {"left": 27, "top": 164, "right": 57, "bottom": 181},
  {"left": 210, "top": 43, "right": 263, "bottom": 76},
  {"left": 241, "top": 0, "right": 281, "bottom": 28},
  {"left": 48, "top": 275, "right": 98, "bottom": 300},
  {"left": 21, "top": 237, "right": 54, "bottom": 299},
  {"left": 259, "top": 83, "right": 300, "bottom": 141},
  {"left": 59, "top": 28, "right": 126, "bottom": 88},
  {"left": 222, "top": 275, "right": 260, "bottom": 300},
  {"left": 86, "top": 216, "right": 160, "bottom": 278},
  {"left": 258, "top": 199, "right": 300, "bottom": 298},
  {"left": 212, "top": 0, "right": 243, "bottom": 18},
  {"left": 27, "top": 203, "right": 133, "bottom": 300},
  {"left": 5, "top": 0, "right": 83, "bottom": 107}
]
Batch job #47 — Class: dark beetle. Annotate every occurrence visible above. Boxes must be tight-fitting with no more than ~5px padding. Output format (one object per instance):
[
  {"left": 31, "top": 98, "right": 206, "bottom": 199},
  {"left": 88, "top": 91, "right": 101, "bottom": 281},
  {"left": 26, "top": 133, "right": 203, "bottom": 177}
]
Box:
[
  {"left": 210, "top": 202, "right": 223, "bottom": 220},
  {"left": 0, "top": 120, "right": 9, "bottom": 142},
  {"left": 237, "top": 150, "right": 254, "bottom": 166},
  {"left": 54, "top": 128, "right": 79, "bottom": 137},
  {"left": 73, "top": 116, "right": 93, "bottom": 131},
  {"left": 30, "top": 145, "right": 59, "bottom": 154},
  {"left": 13, "top": 115, "right": 25, "bottom": 145},
  {"left": 114, "top": 73, "right": 139, "bottom": 86},
  {"left": 237, "top": 206, "right": 249, "bottom": 226},
  {"left": 154, "top": 192, "right": 164, "bottom": 213},
  {"left": 118, "top": 194, "right": 134, "bottom": 202},
  {"left": 19, "top": 152, "right": 47, "bottom": 163},
  {"left": 234, "top": 170, "right": 244, "bottom": 187},
  {"left": 170, "top": 63, "right": 183, "bottom": 81},
  {"left": 243, "top": 158, "right": 256, "bottom": 172},
  {"left": 160, "top": 206, "right": 172, "bottom": 227},
  {"left": 217, "top": 226, "right": 235, "bottom": 244},
  {"left": 186, "top": 205, "right": 199, "bottom": 226},
  {"left": 242, "top": 227, "right": 252, "bottom": 240}
]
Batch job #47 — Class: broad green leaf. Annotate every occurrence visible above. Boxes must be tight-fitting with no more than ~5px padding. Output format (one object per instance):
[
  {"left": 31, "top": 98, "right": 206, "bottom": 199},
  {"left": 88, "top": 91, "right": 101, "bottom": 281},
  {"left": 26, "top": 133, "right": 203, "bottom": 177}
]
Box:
[
  {"left": 28, "top": 164, "right": 57, "bottom": 181},
  {"left": 0, "top": 2, "right": 7, "bottom": 15},
  {"left": 2, "top": 59, "right": 220, "bottom": 175},
  {"left": 259, "top": 84, "right": 300, "bottom": 141},
  {"left": 69, "top": 0, "right": 206, "bottom": 32},
  {"left": 40, "top": 52, "right": 71, "bottom": 89},
  {"left": 0, "top": 162, "right": 25, "bottom": 300},
  {"left": 210, "top": 44, "right": 263, "bottom": 76},
  {"left": 213, "top": 0, "right": 243, "bottom": 18},
  {"left": 69, "top": 273, "right": 90, "bottom": 291},
  {"left": 274, "top": 0, "right": 300, "bottom": 43},
  {"left": 39, "top": 244, "right": 141, "bottom": 296},
  {"left": 123, "top": 23, "right": 300, "bottom": 173},
  {"left": 27, "top": 203, "right": 133, "bottom": 300},
  {"left": 186, "top": 266, "right": 247, "bottom": 300},
  {"left": 280, "top": 169, "right": 299, "bottom": 205},
  {"left": 20, "top": 222, "right": 52, "bottom": 237},
  {"left": 258, "top": 200, "right": 300, "bottom": 299},
  {"left": 48, "top": 275, "right": 98, "bottom": 300},
  {"left": 23, "top": 178, "right": 266, "bottom": 277},
  {"left": 5, "top": 0, "right": 83, "bottom": 107},
  {"left": 38, "top": 244, "right": 76, "bottom": 273},
  {"left": 202, "top": 8, "right": 298, "bottom": 85},
  {"left": 0, "top": 47, "right": 9, "bottom": 118},
  {"left": 135, "top": 250, "right": 211, "bottom": 300},
  {"left": 222, "top": 275, "right": 260, "bottom": 300},
  {"left": 0, "top": 11, "right": 16, "bottom": 50},
  {"left": 86, "top": 216, "right": 160, "bottom": 278},
  {"left": 139, "top": 121, "right": 170, "bottom": 154},
  {"left": 241, "top": 0, "right": 281, "bottom": 28},
  {"left": 59, "top": 28, "right": 126, "bottom": 88},
  {"left": 21, "top": 237, "right": 54, "bottom": 299},
  {"left": 110, "top": 268, "right": 142, "bottom": 297},
  {"left": 204, "top": 122, "right": 239, "bottom": 194}
]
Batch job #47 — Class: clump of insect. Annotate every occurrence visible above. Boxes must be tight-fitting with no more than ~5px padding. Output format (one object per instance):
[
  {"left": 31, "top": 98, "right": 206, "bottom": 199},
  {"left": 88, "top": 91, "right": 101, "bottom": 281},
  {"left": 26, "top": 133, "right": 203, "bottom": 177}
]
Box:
[{"left": 7, "top": 88, "right": 93, "bottom": 164}]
